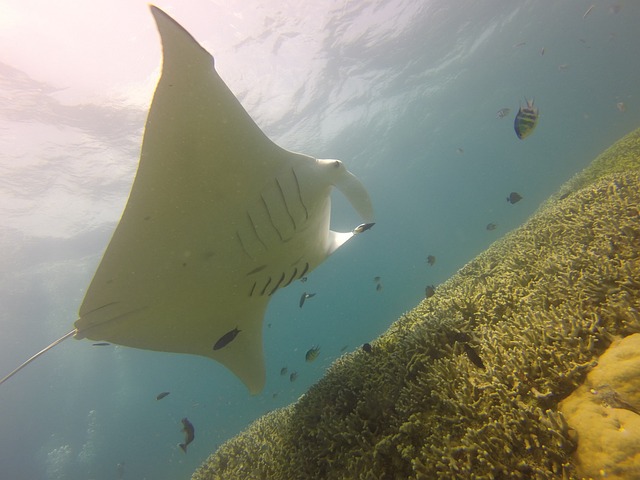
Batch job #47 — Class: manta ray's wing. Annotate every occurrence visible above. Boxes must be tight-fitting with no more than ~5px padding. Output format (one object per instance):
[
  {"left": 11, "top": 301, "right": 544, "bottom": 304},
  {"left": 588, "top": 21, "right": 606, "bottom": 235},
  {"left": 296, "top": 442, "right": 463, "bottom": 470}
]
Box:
[{"left": 73, "top": 6, "right": 373, "bottom": 394}]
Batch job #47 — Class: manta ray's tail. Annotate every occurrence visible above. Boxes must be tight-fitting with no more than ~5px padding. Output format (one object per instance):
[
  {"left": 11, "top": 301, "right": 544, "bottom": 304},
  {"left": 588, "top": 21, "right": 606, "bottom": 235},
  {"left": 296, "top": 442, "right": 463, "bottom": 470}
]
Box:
[{"left": 0, "top": 329, "right": 76, "bottom": 386}]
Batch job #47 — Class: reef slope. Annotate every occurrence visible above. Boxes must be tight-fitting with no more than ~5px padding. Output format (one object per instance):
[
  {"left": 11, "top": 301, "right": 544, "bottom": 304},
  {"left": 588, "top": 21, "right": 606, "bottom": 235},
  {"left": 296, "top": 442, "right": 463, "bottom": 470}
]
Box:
[{"left": 192, "top": 127, "right": 640, "bottom": 479}]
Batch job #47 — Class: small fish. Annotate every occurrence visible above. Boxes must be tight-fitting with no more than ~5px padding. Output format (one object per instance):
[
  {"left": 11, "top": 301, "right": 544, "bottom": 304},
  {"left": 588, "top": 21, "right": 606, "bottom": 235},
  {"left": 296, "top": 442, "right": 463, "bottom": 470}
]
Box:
[
  {"left": 305, "top": 345, "right": 321, "bottom": 362},
  {"left": 583, "top": 4, "right": 595, "bottom": 19},
  {"left": 92, "top": 342, "right": 110, "bottom": 346},
  {"left": 486, "top": 223, "right": 497, "bottom": 231},
  {"left": 376, "top": 283, "right": 383, "bottom": 292},
  {"left": 425, "top": 285, "right": 436, "bottom": 298},
  {"left": 507, "top": 192, "right": 523, "bottom": 204},
  {"left": 213, "top": 327, "right": 240, "bottom": 350},
  {"left": 156, "top": 391, "right": 170, "bottom": 400},
  {"left": 514, "top": 98, "right": 539, "bottom": 139},
  {"left": 353, "top": 222, "right": 375, "bottom": 234},
  {"left": 617, "top": 102, "right": 626, "bottom": 113},
  {"left": 179, "top": 417, "right": 195, "bottom": 453},
  {"left": 289, "top": 371, "right": 298, "bottom": 382},
  {"left": 373, "top": 276, "right": 381, "bottom": 283},
  {"left": 558, "top": 63, "right": 569, "bottom": 71},
  {"left": 462, "top": 343, "right": 485, "bottom": 369},
  {"left": 513, "top": 41, "right": 526, "bottom": 48},
  {"left": 300, "top": 276, "right": 308, "bottom": 283},
  {"left": 540, "top": 47, "right": 545, "bottom": 56},
  {"left": 427, "top": 255, "right": 436, "bottom": 266},
  {"left": 456, "top": 147, "right": 464, "bottom": 155},
  {"left": 362, "top": 343, "right": 373, "bottom": 353},
  {"left": 496, "top": 107, "right": 510, "bottom": 119},
  {"left": 340, "top": 344, "right": 349, "bottom": 352},
  {"left": 280, "top": 367, "right": 288, "bottom": 376},
  {"left": 299, "top": 292, "right": 316, "bottom": 308}
]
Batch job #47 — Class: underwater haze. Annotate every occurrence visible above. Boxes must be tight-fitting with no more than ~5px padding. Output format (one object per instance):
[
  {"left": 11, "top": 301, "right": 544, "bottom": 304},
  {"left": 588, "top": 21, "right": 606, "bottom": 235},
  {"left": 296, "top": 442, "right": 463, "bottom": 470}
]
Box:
[{"left": 1, "top": 1, "right": 639, "bottom": 479}]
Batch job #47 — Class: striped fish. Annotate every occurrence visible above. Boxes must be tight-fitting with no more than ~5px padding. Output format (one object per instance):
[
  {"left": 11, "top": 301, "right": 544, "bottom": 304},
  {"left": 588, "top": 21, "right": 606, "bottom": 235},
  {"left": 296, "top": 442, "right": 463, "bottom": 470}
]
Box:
[
  {"left": 305, "top": 345, "right": 321, "bottom": 362},
  {"left": 514, "top": 98, "right": 539, "bottom": 139}
]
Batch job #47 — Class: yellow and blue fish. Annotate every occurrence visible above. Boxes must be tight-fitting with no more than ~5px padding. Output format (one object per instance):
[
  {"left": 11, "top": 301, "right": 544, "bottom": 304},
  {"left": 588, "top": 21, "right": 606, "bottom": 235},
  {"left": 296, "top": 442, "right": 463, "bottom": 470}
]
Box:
[
  {"left": 305, "top": 345, "right": 321, "bottom": 362},
  {"left": 514, "top": 98, "right": 539, "bottom": 139}
]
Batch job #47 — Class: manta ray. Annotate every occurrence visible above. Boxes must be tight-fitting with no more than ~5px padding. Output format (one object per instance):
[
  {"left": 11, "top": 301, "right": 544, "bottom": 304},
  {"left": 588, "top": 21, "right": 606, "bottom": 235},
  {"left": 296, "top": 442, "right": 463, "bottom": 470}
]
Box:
[{"left": 0, "top": 6, "right": 374, "bottom": 394}]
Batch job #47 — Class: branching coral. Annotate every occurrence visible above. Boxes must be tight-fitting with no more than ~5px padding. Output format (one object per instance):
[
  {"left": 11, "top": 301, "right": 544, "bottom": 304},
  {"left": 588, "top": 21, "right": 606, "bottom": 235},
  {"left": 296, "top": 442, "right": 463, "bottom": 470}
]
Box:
[{"left": 192, "top": 127, "right": 640, "bottom": 480}]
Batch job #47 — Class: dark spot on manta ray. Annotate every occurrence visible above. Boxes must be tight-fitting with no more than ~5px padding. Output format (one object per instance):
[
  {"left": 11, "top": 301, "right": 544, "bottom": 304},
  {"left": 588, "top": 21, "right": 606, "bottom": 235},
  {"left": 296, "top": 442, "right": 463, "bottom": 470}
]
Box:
[{"left": 213, "top": 327, "right": 241, "bottom": 350}]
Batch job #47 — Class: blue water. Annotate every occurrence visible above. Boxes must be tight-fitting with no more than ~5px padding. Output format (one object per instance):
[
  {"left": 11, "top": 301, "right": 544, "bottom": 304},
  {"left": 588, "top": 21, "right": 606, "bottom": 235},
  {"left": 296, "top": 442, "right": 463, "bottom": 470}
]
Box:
[{"left": 1, "top": 1, "right": 639, "bottom": 479}]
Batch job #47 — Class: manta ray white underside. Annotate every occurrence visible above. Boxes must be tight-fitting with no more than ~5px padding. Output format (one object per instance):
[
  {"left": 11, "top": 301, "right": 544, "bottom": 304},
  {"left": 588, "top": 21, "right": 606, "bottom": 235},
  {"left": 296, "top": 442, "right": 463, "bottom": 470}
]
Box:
[
  {"left": 74, "top": 6, "right": 375, "bottom": 393},
  {"left": 1, "top": 6, "right": 374, "bottom": 394}
]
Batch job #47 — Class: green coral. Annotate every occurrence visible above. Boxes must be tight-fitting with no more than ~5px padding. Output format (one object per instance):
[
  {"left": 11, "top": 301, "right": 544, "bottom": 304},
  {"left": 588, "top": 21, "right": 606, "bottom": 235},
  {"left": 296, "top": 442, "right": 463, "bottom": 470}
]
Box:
[{"left": 192, "top": 127, "right": 640, "bottom": 480}]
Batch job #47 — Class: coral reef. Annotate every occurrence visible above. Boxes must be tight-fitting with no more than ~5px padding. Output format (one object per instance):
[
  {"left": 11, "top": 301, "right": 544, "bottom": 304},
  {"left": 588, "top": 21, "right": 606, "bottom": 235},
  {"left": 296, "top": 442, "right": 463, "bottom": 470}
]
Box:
[
  {"left": 192, "top": 127, "right": 640, "bottom": 480},
  {"left": 559, "top": 334, "right": 640, "bottom": 480},
  {"left": 552, "top": 127, "right": 640, "bottom": 204}
]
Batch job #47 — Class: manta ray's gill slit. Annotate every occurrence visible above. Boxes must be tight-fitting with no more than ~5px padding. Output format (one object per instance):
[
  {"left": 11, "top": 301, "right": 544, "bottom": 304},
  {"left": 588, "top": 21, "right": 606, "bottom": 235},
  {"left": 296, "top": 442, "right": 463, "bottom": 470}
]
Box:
[
  {"left": 298, "top": 262, "right": 310, "bottom": 279},
  {"left": 291, "top": 168, "right": 309, "bottom": 220},
  {"left": 275, "top": 177, "right": 297, "bottom": 230},
  {"left": 248, "top": 281, "right": 257, "bottom": 296},
  {"left": 247, "top": 212, "right": 268, "bottom": 251},
  {"left": 246, "top": 265, "right": 268, "bottom": 275},
  {"left": 260, "top": 277, "right": 272, "bottom": 295},
  {"left": 260, "top": 194, "right": 285, "bottom": 242},
  {"left": 237, "top": 232, "right": 255, "bottom": 260},
  {"left": 281, "top": 267, "right": 299, "bottom": 288},
  {"left": 267, "top": 273, "right": 286, "bottom": 296}
]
